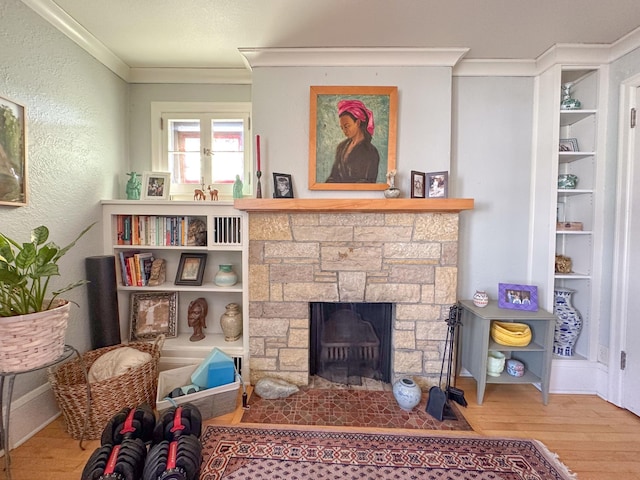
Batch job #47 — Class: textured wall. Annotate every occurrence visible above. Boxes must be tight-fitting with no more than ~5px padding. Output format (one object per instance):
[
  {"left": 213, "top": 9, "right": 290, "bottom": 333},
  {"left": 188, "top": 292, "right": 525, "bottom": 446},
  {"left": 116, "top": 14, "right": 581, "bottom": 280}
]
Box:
[{"left": 0, "top": 0, "right": 128, "bottom": 399}]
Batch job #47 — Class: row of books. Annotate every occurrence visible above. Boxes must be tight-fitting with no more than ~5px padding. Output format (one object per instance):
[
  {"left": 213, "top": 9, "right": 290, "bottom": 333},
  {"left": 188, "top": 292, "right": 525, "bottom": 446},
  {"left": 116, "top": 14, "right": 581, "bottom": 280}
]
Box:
[
  {"left": 119, "top": 251, "right": 156, "bottom": 286},
  {"left": 116, "top": 215, "right": 206, "bottom": 246}
]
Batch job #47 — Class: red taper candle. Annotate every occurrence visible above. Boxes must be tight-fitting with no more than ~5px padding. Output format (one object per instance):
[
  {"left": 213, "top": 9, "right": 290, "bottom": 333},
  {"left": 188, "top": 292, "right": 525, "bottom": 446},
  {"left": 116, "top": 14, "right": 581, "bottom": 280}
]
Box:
[{"left": 256, "top": 134, "right": 261, "bottom": 172}]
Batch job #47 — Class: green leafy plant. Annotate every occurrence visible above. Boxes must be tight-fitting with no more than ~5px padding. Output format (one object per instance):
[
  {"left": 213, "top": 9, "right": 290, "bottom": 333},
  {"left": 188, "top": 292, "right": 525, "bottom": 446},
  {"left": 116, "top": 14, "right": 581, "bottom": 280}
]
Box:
[{"left": 0, "top": 223, "right": 95, "bottom": 316}]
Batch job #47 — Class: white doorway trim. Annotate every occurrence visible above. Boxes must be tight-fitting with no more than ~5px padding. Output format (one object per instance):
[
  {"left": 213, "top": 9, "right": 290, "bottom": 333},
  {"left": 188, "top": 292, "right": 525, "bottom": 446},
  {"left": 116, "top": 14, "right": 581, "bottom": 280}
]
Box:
[{"left": 607, "top": 72, "right": 640, "bottom": 407}]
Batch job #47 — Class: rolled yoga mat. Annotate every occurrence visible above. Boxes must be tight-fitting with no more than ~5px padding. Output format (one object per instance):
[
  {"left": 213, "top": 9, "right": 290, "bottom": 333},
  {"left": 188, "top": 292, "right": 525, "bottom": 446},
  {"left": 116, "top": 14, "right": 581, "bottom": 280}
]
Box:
[{"left": 85, "top": 255, "right": 121, "bottom": 349}]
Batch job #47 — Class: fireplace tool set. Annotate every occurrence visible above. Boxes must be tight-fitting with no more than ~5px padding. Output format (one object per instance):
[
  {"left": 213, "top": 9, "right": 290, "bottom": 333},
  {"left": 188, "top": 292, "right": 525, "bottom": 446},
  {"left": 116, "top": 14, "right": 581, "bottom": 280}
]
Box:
[{"left": 427, "top": 304, "right": 467, "bottom": 421}]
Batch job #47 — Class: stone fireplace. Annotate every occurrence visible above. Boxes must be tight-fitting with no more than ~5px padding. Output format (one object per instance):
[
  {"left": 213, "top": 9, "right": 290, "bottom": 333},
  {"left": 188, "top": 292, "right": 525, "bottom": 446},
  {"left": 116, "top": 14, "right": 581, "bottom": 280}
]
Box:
[{"left": 239, "top": 198, "right": 473, "bottom": 390}]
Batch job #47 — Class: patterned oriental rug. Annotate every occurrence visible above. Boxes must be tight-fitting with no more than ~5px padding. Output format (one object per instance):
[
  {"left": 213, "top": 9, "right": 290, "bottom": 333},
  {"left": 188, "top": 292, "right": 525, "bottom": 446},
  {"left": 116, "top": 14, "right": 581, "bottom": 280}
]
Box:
[
  {"left": 240, "top": 388, "right": 473, "bottom": 431},
  {"left": 199, "top": 426, "right": 576, "bottom": 480}
]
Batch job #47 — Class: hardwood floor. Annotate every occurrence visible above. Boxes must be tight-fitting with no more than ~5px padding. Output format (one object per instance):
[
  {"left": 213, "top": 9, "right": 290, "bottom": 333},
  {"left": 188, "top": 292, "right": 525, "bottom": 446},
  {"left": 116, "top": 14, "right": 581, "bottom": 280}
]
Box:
[{"left": 4, "top": 377, "right": 640, "bottom": 480}]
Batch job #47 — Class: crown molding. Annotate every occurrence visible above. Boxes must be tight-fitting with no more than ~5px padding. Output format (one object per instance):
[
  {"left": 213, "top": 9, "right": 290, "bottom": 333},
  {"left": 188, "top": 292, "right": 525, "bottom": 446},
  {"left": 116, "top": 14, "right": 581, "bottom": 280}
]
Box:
[
  {"left": 609, "top": 25, "right": 640, "bottom": 63},
  {"left": 536, "top": 43, "right": 611, "bottom": 74},
  {"left": 239, "top": 47, "right": 470, "bottom": 69},
  {"left": 453, "top": 59, "right": 538, "bottom": 77},
  {"left": 128, "top": 68, "right": 252, "bottom": 84},
  {"left": 20, "top": 0, "right": 131, "bottom": 81}
]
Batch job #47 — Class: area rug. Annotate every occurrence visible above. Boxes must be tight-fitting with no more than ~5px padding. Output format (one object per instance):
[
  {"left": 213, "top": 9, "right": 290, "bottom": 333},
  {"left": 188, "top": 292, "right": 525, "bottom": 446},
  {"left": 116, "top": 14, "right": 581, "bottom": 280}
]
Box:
[
  {"left": 199, "top": 426, "right": 576, "bottom": 479},
  {"left": 240, "top": 388, "right": 472, "bottom": 431}
]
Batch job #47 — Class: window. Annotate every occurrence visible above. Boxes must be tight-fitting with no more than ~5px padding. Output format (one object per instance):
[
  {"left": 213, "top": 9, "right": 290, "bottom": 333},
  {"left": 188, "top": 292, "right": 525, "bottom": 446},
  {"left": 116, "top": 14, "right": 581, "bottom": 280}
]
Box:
[{"left": 152, "top": 102, "right": 251, "bottom": 199}]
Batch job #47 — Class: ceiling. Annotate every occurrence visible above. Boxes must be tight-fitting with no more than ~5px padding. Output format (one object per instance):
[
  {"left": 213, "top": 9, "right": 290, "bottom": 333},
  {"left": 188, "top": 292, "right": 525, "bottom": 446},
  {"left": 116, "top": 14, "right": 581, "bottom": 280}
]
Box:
[{"left": 24, "top": 0, "right": 640, "bottom": 70}]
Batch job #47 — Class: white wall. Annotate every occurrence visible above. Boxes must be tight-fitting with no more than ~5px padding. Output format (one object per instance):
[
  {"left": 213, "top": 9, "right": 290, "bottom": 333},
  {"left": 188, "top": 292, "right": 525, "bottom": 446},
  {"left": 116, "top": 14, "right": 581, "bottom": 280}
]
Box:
[
  {"left": 453, "top": 76, "right": 534, "bottom": 300},
  {"left": 251, "top": 66, "right": 453, "bottom": 199},
  {"left": 0, "top": 0, "right": 128, "bottom": 441}
]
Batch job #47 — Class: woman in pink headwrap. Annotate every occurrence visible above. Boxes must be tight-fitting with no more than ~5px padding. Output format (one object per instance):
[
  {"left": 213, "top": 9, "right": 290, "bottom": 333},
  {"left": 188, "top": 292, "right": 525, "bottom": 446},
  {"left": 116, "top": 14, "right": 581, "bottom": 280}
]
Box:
[{"left": 326, "top": 99, "right": 380, "bottom": 183}]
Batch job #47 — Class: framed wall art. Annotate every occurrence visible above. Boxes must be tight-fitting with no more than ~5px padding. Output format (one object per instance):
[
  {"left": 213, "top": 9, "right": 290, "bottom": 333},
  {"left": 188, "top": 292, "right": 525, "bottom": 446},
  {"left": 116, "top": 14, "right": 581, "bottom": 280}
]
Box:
[
  {"left": 129, "top": 291, "right": 178, "bottom": 340},
  {"left": 175, "top": 252, "right": 207, "bottom": 286},
  {"left": 142, "top": 171, "right": 171, "bottom": 200},
  {"left": 426, "top": 171, "right": 449, "bottom": 198},
  {"left": 410, "top": 171, "right": 425, "bottom": 198},
  {"left": 498, "top": 283, "right": 538, "bottom": 312},
  {"left": 273, "top": 172, "right": 293, "bottom": 198},
  {"left": 308, "top": 86, "right": 398, "bottom": 191},
  {"left": 0, "top": 95, "right": 27, "bottom": 206}
]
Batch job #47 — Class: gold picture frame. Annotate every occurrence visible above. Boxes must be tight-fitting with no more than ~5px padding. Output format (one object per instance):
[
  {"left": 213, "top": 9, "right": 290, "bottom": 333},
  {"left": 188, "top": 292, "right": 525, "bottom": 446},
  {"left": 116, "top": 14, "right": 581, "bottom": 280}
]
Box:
[
  {"left": 129, "top": 291, "right": 178, "bottom": 341},
  {"left": 0, "top": 95, "right": 27, "bottom": 206},
  {"left": 309, "top": 86, "right": 398, "bottom": 191}
]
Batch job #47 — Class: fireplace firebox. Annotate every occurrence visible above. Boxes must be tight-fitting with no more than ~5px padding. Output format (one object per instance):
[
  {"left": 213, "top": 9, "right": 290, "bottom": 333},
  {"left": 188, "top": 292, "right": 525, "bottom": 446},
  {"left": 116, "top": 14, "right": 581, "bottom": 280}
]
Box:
[{"left": 310, "top": 302, "right": 392, "bottom": 385}]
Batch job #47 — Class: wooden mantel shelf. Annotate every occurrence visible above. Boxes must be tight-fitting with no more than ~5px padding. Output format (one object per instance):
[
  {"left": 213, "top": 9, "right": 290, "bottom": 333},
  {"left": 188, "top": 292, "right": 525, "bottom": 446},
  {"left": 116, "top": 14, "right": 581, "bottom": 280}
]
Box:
[{"left": 234, "top": 198, "right": 474, "bottom": 213}]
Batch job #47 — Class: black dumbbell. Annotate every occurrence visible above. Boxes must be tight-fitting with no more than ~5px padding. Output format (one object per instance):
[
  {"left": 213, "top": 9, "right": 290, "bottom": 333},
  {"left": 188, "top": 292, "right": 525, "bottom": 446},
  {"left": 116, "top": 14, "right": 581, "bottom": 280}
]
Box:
[
  {"left": 81, "top": 438, "right": 147, "bottom": 480},
  {"left": 142, "top": 435, "right": 202, "bottom": 480},
  {"left": 101, "top": 403, "right": 156, "bottom": 446},
  {"left": 153, "top": 404, "right": 202, "bottom": 443}
]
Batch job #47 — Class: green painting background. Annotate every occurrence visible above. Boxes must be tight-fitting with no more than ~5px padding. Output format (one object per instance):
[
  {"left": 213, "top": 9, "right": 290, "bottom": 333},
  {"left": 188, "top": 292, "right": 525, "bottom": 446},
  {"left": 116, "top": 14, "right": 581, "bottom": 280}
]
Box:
[{"left": 315, "top": 94, "right": 391, "bottom": 184}]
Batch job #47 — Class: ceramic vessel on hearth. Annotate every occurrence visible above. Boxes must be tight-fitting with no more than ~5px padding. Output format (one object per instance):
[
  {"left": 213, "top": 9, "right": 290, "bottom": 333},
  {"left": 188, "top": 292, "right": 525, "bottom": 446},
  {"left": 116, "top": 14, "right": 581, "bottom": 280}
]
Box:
[{"left": 392, "top": 377, "right": 422, "bottom": 411}]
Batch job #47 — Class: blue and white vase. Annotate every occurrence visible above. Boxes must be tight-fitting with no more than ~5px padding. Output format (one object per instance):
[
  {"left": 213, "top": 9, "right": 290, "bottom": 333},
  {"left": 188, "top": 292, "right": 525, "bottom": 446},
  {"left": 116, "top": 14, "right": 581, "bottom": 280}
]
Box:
[
  {"left": 392, "top": 377, "right": 422, "bottom": 411},
  {"left": 553, "top": 287, "right": 582, "bottom": 356}
]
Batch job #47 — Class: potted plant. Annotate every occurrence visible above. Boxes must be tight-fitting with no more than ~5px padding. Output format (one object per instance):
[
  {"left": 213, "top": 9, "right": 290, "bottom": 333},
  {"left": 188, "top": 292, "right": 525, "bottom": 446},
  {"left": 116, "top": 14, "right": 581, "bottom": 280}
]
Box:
[{"left": 0, "top": 223, "right": 94, "bottom": 372}]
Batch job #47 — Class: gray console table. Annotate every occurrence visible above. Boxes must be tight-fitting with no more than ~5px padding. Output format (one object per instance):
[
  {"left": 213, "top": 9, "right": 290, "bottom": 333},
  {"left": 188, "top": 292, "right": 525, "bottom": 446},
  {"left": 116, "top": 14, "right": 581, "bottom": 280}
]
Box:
[{"left": 457, "top": 300, "right": 556, "bottom": 405}]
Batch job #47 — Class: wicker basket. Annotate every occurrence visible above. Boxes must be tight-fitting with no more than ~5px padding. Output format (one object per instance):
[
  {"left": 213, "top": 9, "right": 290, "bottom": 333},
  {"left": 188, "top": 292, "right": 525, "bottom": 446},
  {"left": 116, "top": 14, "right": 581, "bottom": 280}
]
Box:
[
  {"left": 0, "top": 300, "right": 69, "bottom": 374},
  {"left": 47, "top": 338, "right": 162, "bottom": 440}
]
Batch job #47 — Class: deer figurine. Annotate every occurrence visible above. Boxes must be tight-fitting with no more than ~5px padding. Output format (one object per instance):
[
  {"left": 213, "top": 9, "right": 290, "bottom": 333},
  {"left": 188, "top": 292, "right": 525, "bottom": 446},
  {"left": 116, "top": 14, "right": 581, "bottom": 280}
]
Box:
[
  {"left": 193, "top": 189, "right": 206, "bottom": 201},
  {"left": 208, "top": 186, "right": 219, "bottom": 201}
]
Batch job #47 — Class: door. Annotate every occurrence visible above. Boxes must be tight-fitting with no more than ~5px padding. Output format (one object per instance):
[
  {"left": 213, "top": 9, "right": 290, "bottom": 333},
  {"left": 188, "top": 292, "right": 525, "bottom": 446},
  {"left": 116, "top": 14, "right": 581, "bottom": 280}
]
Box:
[{"left": 613, "top": 83, "right": 640, "bottom": 416}]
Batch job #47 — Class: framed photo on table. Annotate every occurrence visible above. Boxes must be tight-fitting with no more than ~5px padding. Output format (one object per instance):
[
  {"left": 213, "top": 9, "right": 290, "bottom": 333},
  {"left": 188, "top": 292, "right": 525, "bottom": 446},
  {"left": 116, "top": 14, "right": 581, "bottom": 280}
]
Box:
[
  {"left": 498, "top": 283, "right": 538, "bottom": 311},
  {"left": 308, "top": 85, "right": 398, "bottom": 191},
  {"left": 174, "top": 252, "right": 207, "bottom": 286},
  {"left": 129, "top": 291, "right": 178, "bottom": 340},
  {"left": 142, "top": 172, "right": 171, "bottom": 200}
]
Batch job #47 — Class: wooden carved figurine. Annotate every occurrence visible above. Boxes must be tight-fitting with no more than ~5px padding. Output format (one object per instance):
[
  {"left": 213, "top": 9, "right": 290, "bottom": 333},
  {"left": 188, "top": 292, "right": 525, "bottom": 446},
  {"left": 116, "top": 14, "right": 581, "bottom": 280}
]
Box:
[{"left": 188, "top": 297, "right": 208, "bottom": 342}]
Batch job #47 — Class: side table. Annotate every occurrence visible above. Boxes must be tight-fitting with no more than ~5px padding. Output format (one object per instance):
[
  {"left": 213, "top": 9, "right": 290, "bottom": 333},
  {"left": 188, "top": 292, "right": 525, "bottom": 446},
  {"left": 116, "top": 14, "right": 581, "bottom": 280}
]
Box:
[
  {"left": 457, "top": 300, "right": 556, "bottom": 405},
  {"left": 0, "top": 345, "right": 87, "bottom": 480}
]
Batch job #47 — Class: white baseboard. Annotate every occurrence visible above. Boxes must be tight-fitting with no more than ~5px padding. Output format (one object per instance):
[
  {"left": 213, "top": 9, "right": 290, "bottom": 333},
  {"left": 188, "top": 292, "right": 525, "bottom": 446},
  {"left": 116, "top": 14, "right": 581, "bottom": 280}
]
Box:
[
  {"left": 549, "top": 359, "right": 599, "bottom": 394},
  {"left": 1, "top": 383, "right": 60, "bottom": 455}
]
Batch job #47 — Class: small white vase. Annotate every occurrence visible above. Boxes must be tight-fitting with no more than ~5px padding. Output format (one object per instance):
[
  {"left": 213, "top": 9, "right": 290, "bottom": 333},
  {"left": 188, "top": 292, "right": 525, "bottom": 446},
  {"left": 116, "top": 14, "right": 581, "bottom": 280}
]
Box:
[
  {"left": 487, "top": 351, "right": 506, "bottom": 377},
  {"left": 220, "top": 303, "right": 243, "bottom": 342},
  {"left": 473, "top": 290, "right": 489, "bottom": 308},
  {"left": 214, "top": 264, "right": 238, "bottom": 287},
  {"left": 392, "top": 377, "right": 422, "bottom": 411}
]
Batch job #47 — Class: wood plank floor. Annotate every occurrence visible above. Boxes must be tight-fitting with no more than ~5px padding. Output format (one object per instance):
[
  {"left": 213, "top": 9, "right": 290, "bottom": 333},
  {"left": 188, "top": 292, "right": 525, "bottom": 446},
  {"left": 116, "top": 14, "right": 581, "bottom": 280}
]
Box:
[{"left": 4, "top": 377, "right": 640, "bottom": 480}]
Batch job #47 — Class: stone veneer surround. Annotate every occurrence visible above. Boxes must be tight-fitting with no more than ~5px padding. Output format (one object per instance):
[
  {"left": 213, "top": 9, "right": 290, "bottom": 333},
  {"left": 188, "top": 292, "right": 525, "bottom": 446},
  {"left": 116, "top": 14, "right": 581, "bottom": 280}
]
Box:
[{"left": 246, "top": 211, "right": 461, "bottom": 390}]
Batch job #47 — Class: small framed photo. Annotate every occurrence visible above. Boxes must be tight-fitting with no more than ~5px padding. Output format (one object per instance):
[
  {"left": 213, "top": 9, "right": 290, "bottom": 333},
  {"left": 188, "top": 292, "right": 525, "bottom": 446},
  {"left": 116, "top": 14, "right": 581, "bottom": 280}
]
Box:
[
  {"left": 498, "top": 283, "right": 538, "bottom": 311},
  {"left": 273, "top": 172, "right": 294, "bottom": 198},
  {"left": 410, "top": 171, "right": 426, "bottom": 198},
  {"left": 142, "top": 171, "right": 171, "bottom": 200},
  {"left": 175, "top": 252, "right": 207, "bottom": 286},
  {"left": 129, "top": 291, "right": 178, "bottom": 341},
  {"left": 426, "top": 171, "right": 449, "bottom": 198},
  {"left": 559, "top": 138, "right": 579, "bottom": 152}
]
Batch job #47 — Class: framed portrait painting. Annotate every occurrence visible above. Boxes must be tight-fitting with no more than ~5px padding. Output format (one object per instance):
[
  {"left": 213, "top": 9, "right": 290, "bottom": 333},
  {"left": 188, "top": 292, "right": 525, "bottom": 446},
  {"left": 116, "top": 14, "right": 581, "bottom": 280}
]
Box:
[
  {"left": 129, "top": 291, "right": 178, "bottom": 340},
  {"left": 142, "top": 171, "right": 171, "bottom": 200},
  {"left": 309, "top": 86, "right": 398, "bottom": 191},
  {"left": 0, "top": 95, "right": 27, "bottom": 206}
]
